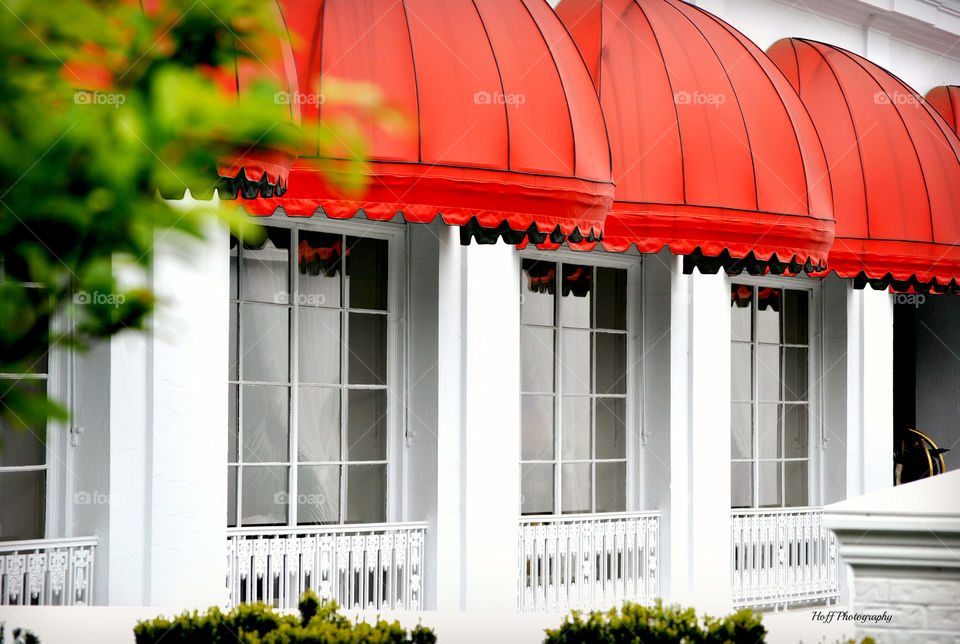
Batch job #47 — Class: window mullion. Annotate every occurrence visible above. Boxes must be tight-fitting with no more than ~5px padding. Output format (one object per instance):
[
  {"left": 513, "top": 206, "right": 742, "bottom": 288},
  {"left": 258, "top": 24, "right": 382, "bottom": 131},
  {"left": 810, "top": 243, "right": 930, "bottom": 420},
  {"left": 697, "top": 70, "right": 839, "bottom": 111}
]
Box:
[
  {"left": 236, "top": 243, "right": 244, "bottom": 528},
  {"left": 554, "top": 262, "right": 562, "bottom": 516},
  {"left": 340, "top": 234, "right": 349, "bottom": 524},
  {"left": 752, "top": 286, "right": 760, "bottom": 509}
]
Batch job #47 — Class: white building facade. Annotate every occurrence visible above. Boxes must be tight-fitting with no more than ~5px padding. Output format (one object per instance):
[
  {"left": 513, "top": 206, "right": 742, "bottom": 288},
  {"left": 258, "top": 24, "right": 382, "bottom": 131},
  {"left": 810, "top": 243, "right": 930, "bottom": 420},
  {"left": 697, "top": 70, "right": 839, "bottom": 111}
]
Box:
[{"left": 2, "top": 0, "right": 960, "bottom": 638}]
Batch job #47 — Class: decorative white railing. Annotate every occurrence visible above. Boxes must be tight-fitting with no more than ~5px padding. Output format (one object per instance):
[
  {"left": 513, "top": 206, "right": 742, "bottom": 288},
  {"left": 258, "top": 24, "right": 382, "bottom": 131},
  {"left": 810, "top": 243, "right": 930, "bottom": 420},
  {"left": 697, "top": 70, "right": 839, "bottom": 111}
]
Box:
[
  {"left": 518, "top": 511, "right": 660, "bottom": 613},
  {"left": 0, "top": 537, "right": 98, "bottom": 606},
  {"left": 227, "top": 522, "right": 426, "bottom": 610},
  {"left": 731, "top": 507, "right": 839, "bottom": 610}
]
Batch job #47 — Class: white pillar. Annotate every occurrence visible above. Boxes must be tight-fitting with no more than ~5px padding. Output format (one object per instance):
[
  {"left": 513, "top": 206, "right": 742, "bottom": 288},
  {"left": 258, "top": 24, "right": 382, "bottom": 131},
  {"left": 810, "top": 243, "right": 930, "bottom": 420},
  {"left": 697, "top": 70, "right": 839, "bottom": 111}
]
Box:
[
  {"left": 669, "top": 259, "right": 732, "bottom": 613},
  {"left": 847, "top": 288, "right": 894, "bottom": 496},
  {"left": 435, "top": 232, "right": 520, "bottom": 613},
  {"left": 435, "top": 226, "right": 465, "bottom": 611},
  {"left": 146, "top": 217, "right": 230, "bottom": 606}
]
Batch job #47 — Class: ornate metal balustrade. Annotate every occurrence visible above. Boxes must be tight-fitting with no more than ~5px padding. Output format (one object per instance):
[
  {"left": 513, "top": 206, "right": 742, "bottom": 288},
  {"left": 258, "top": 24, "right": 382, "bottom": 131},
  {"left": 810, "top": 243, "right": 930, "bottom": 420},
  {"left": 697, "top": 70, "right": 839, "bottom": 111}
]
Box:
[
  {"left": 0, "top": 537, "right": 98, "bottom": 606},
  {"left": 518, "top": 511, "right": 660, "bottom": 613},
  {"left": 731, "top": 507, "right": 839, "bottom": 610},
  {"left": 227, "top": 522, "right": 427, "bottom": 610}
]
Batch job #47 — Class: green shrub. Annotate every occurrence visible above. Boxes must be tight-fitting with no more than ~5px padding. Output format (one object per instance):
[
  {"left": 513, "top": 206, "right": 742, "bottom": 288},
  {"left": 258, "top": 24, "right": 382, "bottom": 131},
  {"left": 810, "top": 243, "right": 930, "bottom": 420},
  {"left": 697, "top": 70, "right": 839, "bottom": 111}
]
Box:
[
  {"left": 543, "top": 600, "right": 766, "bottom": 644},
  {"left": 134, "top": 591, "right": 436, "bottom": 644}
]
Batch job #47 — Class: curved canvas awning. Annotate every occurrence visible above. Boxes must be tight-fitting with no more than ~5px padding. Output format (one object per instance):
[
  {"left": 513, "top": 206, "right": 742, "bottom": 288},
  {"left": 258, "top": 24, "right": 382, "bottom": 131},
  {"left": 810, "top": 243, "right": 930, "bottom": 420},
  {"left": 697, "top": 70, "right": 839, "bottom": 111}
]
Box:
[
  {"left": 926, "top": 85, "right": 960, "bottom": 134},
  {"left": 769, "top": 39, "right": 960, "bottom": 293},
  {"left": 555, "top": 0, "right": 835, "bottom": 273},
  {"left": 230, "top": 0, "right": 615, "bottom": 246}
]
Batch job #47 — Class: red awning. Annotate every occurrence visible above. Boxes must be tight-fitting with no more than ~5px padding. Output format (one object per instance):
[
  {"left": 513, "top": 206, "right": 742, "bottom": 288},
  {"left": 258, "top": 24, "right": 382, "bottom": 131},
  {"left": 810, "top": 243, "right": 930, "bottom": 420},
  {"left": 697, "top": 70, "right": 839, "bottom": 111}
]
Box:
[
  {"left": 230, "top": 0, "right": 614, "bottom": 246},
  {"left": 926, "top": 86, "right": 960, "bottom": 135},
  {"left": 555, "top": 0, "right": 835, "bottom": 273},
  {"left": 769, "top": 39, "right": 960, "bottom": 293}
]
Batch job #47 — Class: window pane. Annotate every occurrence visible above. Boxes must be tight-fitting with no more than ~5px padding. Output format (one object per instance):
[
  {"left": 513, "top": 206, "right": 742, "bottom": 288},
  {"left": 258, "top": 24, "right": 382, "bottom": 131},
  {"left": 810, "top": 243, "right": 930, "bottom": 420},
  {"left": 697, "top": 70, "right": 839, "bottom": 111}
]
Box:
[
  {"left": 784, "top": 461, "right": 809, "bottom": 507},
  {"left": 0, "top": 471, "right": 45, "bottom": 540},
  {"left": 347, "top": 389, "right": 386, "bottom": 461},
  {"left": 783, "top": 290, "right": 808, "bottom": 345},
  {"left": 561, "top": 463, "right": 591, "bottom": 513},
  {"left": 298, "top": 387, "right": 340, "bottom": 462},
  {"left": 228, "top": 384, "right": 238, "bottom": 462},
  {"left": 596, "top": 398, "right": 626, "bottom": 459},
  {"left": 230, "top": 241, "right": 238, "bottom": 299},
  {"left": 241, "top": 465, "right": 287, "bottom": 525},
  {"left": 731, "top": 284, "right": 752, "bottom": 341},
  {"left": 0, "top": 418, "right": 45, "bottom": 467},
  {"left": 241, "top": 231, "right": 289, "bottom": 303},
  {"left": 521, "top": 327, "right": 554, "bottom": 393},
  {"left": 561, "top": 397, "right": 591, "bottom": 460},
  {"left": 298, "top": 464, "right": 340, "bottom": 524},
  {"left": 561, "top": 330, "right": 591, "bottom": 394},
  {"left": 757, "top": 403, "right": 780, "bottom": 459},
  {"left": 227, "top": 466, "right": 237, "bottom": 527},
  {"left": 521, "top": 395, "right": 554, "bottom": 460},
  {"left": 348, "top": 313, "right": 386, "bottom": 385},
  {"left": 299, "top": 308, "right": 341, "bottom": 384},
  {"left": 521, "top": 260, "right": 555, "bottom": 326},
  {"left": 298, "top": 231, "right": 342, "bottom": 308},
  {"left": 345, "top": 464, "right": 386, "bottom": 523},
  {"left": 783, "top": 347, "right": 808, "bottom": 402},
  {"left": 784, "top": 405, "right": 808, "bottom": 458},
  {"left": 731, "top": 462, "right": 753, "bottom": 509},
  {"left": 241, "top": 385, "right": 289, "bottom": 462},
  {"left": 756, "top": 288, "right": 781, "bottom": 343},
  {"left": 521, "top": 463, "right": 553, "bottom": 515},
  {"left": 595, "top": 333, "right": 626, "bottom": 395},
  {"left": 731, "top": 343, "right": 752, "bottom": 401},
  {"left": 241, "top": 303, "right": 289, "bottom": 383},
  {"left": 346, "top": 237, "right": 388, "bottom": 311},
  {"left": 731, "top": 402, "right": 752, "bottom": 459},
  {"left": 229, "top": 302, "right": 238, "bottom": 380},
  {"left": 596, "top": 267, "right": 627, "bottom": 331},
  {"left": 758, "top": 461, "right": 782, "bottom": 508},
  {"left": 756, "top": 345, "right": 780, "bottom": 401},
  {"left": 596, "top": 462, "right": 626, "bottom": 513},
  {"left": 559, "top": 264, "right": 592, "bottom": 328}
]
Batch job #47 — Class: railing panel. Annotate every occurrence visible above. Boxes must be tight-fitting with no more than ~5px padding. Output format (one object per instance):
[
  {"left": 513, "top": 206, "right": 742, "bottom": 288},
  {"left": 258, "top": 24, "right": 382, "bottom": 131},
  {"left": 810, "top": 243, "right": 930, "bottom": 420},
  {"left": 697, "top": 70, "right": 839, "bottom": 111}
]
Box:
[
  {"left": 0, "top": 537, "right": 98, "bottom": 606},
  {"left": 227, "top": 522, "right": 426, "bottom": 611},
  {"left": 731, "top": 507, "right": 839, "bottom": 610},
  {"left": 518, "top": 511, "right": 660, "bottom": 613}
]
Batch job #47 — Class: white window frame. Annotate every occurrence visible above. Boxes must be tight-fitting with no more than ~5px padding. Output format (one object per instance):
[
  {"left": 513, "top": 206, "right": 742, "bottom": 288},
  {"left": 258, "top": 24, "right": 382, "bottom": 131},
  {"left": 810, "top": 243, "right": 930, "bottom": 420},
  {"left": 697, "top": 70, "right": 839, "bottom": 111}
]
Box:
[
  {"left": 518, "top": 247, "right": 643, "bottom": 515},
  {"left": 728, "top": 273, "right": 823, "bottom": 508},
  {"left": 0, "top": 298, "right": 70, "bottom": 541},
  {"left": 229, "top": 213, "right": 407, "bottom": 527}
]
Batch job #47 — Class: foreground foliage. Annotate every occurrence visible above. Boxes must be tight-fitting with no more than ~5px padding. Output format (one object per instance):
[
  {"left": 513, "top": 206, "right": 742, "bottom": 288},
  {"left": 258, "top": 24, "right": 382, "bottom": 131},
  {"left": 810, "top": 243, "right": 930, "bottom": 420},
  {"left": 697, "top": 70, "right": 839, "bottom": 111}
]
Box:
[
  {"left": 543, "top": 600, "right": 766, "bottom": 644},
  {"left": 134, "top": 591, "right": 436, "bottom": 644}
]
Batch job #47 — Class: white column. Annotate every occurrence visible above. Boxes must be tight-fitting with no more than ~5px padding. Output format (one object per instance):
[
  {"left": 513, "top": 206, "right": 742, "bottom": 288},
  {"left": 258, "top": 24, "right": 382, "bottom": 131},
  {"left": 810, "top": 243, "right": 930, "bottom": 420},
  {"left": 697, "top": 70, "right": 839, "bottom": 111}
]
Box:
[
  {"left": 462, "top": 241, "right": 521, "bottom": 613},
  {"left": 669, "top": 259, "right": 732, "bottom": 613},
  {"left": 434, "top": 232, "right": 521, "bottom": 613},
  {"left": 846, "top": 288, "right": 894, "bottom": 497},
  {"left": 146, "top": 217, "right": 230, "bottom": 606},
  {"left": 435, "top": 226, "right": 465, "bottom": 611}
]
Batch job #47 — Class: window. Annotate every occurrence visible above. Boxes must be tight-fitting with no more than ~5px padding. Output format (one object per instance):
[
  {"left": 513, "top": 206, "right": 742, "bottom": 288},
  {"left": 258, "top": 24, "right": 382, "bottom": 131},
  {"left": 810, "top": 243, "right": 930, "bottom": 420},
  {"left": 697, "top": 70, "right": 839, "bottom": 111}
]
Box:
[
  {"left": 730, "top": 284, "right": 811, "bottom": 508},
  {"left": 0, "top": 296, "right": 49, "bottom": 541},
  {"left": 520, "top": 258, "right": 630, "bottom": 515},
  {"left": 228, "top": 225, "right": 392, "bottom": 527}
]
